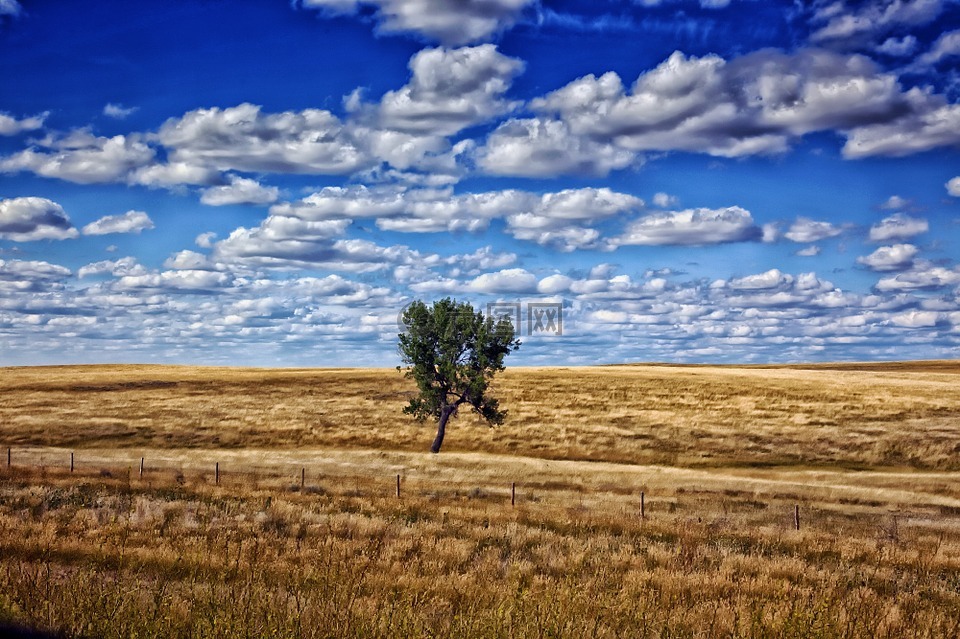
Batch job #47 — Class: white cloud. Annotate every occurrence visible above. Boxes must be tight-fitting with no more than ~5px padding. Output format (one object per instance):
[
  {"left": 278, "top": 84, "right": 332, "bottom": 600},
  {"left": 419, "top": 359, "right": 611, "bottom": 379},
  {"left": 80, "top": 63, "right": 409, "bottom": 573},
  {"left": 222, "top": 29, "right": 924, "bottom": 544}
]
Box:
[
  {"left": 115, "top": 269, "right": 234, "bottom": 293},
  {"left": 519, "top": 47, "right": 960, "bottom": 162},
  {"left": 880, "top": 195, "right": 911, "bottom": 210},
  {"left": 915, "top": 28, "right": 960, "bottom": 67},
  {"left": 615, "top": 206, "right": 761, "bottom": 246},
  {"left": 784, "top": 218, "right": 843, "bottom": 243},
  {"left": 103, "top": 103, "right": 139, "bottom": 119},
  {"left": 857, "top": 243, "right": 919, "bottom": 271},
  {"left": 796, "top": 245, "right": 821, "bottom": 257},
  {"left": 876, "top": 35, "right": 918, "bottom": 56},
  {"left": 129, "top": 161, "right": 221, "bottom": 188},
  {"left": 300, "top": 0, "right": 534, "bottom": 46},
  {"left": 875, "top": 263, "right": 960, "bottom": 291},
  {"left": 467, "top": 268, "right": 538, "bottom": 294},
  {"left": 890, "top": 310, "right": 941, "bottom": 328},
  {"left": 0, "top": 0, "right": 22, "bottom": 17},
  {"left": 0, "top": 111, "right": 46, "bottom": 136},
  {"left": 729, "top": 269, "right": 793, "bottom": 291},
  {"left": 537, "top": 274, "right": 574, "bottom": 295},
  {"left": 157, "top": 103, "right": 371, "bottom": 175},
  {"left": 811, "top": 0, "right": 946, "bottom": 47},
  {"left": 200, "top": 176, "right": 280, "bottom": 206},
  {"left": 0, "top": 197, "right": 79, "bottom": 241},
  {"left": 868, "top": 213, "right": 928, "bottom": 241},
  {"left": 82, "top": 210, "right": 154, "bottom": 236},
  {"left": 477, "top": 117, "right": 637, "bottom": 177},
  {"left": 843, "top": 99, "right": 960, "bottom": 158},
  {"left": 0, "top": 259, "right": 71, "bottom": 292},
  {"left": 652, "top": 192, "right": 679, "bottom": 208},
  {"left": 77, "top": 257, "right": 146, "bottom": 279},
  {"left": 947, "top": 176, "right": 960, "bottom": 196},
  {"left": 271, "top": 185, "right": 642, "bottom": 251},
  {"left": 375, "top": 45, "right": 523, "bottom": 136},
  {"left": 0, "top": 130, "right": 155, "bottom": 184}
]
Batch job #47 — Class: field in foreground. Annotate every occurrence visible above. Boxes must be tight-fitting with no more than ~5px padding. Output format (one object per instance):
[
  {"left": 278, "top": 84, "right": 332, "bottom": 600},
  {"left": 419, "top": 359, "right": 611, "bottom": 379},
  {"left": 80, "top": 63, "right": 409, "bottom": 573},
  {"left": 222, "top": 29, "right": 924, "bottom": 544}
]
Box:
[{"left": 1, "top": 363, "right": 960, "bottom": 637}]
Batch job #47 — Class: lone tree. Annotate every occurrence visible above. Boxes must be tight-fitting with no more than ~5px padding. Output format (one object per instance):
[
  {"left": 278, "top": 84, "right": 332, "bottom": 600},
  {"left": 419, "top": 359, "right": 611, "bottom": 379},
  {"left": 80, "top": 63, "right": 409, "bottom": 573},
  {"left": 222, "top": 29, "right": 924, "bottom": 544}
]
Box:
[{"left": 398, "top": 298, "right": 520, "bottom": 453}]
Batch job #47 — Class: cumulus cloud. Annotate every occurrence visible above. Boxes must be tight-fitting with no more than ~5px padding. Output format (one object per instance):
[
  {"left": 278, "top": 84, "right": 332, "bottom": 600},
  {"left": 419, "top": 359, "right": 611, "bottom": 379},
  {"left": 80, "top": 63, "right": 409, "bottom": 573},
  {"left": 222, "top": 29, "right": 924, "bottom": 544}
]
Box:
[
  {"left": 271, "top": 185, "right": 642, "bottom": 250},
  {"left": 81, "top": 210, "right": 154, "bottom": 236},
  {"left": 0, "top": 259, "right": 71, "bottom": 293},
  {"left": 614, "top": 206, "right": 761, "bottom": 246},
  {"left": 784, "top": 218, "right": 843, "bottom": 243},
  {"left": 947, "top": 176, "right": 960, "bottom": 196},
  {"left": 811, "top": 0, "right": 947, "bottom": 47},
  {"left": 374, "top": 45, "right": 523, "bottom": 136},
  {"left": 0, "top": 111, "right": 46, "bottom": 136},
  {"left": 114, "top": 269, "right": 234, "bottom": 294},
  {"left": 200, "top": 176, "right": 280, "bottom": 206},
  {"left": 875, "top": 263, "right": 960, "bottom": 291},
  {"left": 652, "top": 192, "right": 679, "bottom": 208},
  {"left": 857, "top": 243, "right": 919, "bottom": 271},
  {"left": 843, "top": 99, "right": 960, "bottom": 158},
  {"left": 299, "top": 0, "right": 534, "bottom": 46},
  {"left": 157, "top": 103, "right": 371, "bottom": 175},
  {"left": 77, "top": 256, "right": 146, "bottom": 279},
  {"left": 103, "top": 103, "right": 139, "bottom": 120},
  {"left": 129, "top": 161, "right": 222, "bottom": 188},
  {"left": 876, "top": 35, "right": 918, "bottom": 56},
  {"left": 796, "top": 245, "right": 821, "bottom": 257},
  {"left": 868, "top": 213, "right": 928, "bottom": 241},
  {"left": 0, "top": 0, "right": 22, "bottom": 17},
  {"left": 477, "top": 117, "right": 637, "bottom": 177},
  {"left": 880, "top": 195, "right": 911, "bottom": 210},
  {"left": 0, "top": 197, "right": 79, "bottom": 241},
  {"left": 0, "top": 130, "right": 155, "bottom": 184},
  {"left": 467, "top": 268, "right": 538, "bottom": 294},
  {"left": 890, "top": 309, "right": 941, "bottom": 328},
  {"left": 500, "top": 48, "right": 960, "bottom": 166},
  {"left": 915, "top": 28, "right": 960, "bottom": 67}
]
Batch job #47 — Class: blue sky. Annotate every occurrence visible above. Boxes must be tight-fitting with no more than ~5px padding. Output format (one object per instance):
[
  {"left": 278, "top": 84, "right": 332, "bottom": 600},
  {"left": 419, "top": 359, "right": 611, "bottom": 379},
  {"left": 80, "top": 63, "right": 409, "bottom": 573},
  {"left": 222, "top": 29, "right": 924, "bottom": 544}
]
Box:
[{"left": 1, "top": 0, "right": 960, "bottom": 366}]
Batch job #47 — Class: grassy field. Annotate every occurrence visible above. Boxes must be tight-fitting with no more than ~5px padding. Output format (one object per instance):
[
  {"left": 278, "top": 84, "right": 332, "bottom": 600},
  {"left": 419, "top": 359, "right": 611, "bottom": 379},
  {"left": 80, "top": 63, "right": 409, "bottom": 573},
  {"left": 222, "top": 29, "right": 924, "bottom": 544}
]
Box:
[{"left": 1, "top": 363, "right": 960, "bottom": 637}]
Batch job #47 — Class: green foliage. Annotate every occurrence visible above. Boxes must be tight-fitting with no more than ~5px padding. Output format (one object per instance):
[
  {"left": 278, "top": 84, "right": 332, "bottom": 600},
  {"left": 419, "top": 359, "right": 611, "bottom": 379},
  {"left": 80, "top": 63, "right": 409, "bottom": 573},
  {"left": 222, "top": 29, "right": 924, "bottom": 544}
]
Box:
[{"left": 398, "top": 298, "right": 520, "bottom": 427}]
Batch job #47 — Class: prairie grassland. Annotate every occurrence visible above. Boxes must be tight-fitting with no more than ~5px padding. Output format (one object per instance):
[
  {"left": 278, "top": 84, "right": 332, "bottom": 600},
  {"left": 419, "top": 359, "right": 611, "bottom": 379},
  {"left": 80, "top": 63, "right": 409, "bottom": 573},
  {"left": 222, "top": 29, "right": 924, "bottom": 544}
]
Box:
[
  {"left": 2, "top": 452, "right": 960, "bottom": 638},
  {"left": 1, "top": 363, "right": 960, "bottom": 637},
  {"left": 2, "top": 362, "right": 960, "bottom": 468}
]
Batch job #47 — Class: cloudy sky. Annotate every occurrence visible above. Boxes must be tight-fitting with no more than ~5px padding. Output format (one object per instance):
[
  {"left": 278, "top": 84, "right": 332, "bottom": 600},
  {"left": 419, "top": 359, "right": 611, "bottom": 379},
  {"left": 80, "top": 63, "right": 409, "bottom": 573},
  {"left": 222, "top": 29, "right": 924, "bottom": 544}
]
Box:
[{"left": 1, "top": 0, "right": 960, "bottom": 366}]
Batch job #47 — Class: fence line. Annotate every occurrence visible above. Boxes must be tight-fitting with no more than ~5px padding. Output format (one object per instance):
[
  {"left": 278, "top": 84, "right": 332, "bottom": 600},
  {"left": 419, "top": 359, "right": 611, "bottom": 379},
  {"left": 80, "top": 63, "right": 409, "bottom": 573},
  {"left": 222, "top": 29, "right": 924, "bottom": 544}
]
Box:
[{"left": 0, "top": 447, "right": 825, "bottom": 530}]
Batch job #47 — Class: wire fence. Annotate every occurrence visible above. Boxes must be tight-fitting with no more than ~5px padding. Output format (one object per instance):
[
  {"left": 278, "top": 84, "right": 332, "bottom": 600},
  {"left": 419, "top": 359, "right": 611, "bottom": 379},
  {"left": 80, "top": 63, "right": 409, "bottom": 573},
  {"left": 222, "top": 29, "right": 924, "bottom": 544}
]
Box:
[{"left": 0, "top": 446, "right": 848, "bottom": 532}]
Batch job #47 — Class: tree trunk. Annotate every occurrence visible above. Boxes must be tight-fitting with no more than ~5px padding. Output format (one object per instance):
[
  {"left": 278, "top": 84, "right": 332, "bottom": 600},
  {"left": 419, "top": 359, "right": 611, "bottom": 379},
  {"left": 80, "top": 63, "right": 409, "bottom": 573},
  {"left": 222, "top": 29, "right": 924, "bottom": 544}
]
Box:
[{"left": 431, "top": 405, "right": 454, "bottom": 454}]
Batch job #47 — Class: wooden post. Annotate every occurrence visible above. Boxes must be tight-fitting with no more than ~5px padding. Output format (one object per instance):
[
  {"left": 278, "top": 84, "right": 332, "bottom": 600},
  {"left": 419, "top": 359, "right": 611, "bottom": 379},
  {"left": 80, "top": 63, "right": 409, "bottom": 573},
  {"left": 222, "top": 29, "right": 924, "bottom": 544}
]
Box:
[
  {"left": 794, "top": 504, "right": 800, "bottom": 531},
  {"left": 641, "top": 491, "right": 646, "bottom": 519},
  {"left": 139, "top": 457, "right": 144, "bottom": 479},
  {"left": 6, "top": 447, "right": 10, "bottom": 468},
  {"left": 511, "top": 482, "right": 516, "bottom": 507},
  {"left": 70, "top": 452, "right": 74, "bottom": 473},
  {"left": 215, "top": 462, "right": 220, "bottom": 485},
  {"left": 396, "top": 474, "right": 401, "bottom": 498},
  {"left": 301, "top": 467, "right": 305, "bottom": 489}
]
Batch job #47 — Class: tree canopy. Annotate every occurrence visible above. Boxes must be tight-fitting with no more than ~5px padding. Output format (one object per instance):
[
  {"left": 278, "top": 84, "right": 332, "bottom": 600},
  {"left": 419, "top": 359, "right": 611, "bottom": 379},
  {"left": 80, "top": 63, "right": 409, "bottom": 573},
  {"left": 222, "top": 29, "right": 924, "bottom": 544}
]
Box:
[{"left": 398, "top": 298, "right": 520, "bottom": 453}]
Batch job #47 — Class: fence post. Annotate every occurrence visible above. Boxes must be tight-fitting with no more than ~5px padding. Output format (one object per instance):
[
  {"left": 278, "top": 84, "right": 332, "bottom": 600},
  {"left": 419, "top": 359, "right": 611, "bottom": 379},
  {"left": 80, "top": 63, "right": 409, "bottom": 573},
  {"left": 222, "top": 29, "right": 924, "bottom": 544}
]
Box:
[
  {"left": 216, "top": 462, "right": 220, "bottom": 485},
  {"left": 511, "top": 482, "right": 516, "bottom": 507},
  {"left": 794, "top": 504, "right": 800, "bottom": 531},
  {"left": 70, "top": 452, "right": 74, "bottom": 473},
  {"left": 301, "top": 467, "right": 305, "bottom": 489},
  {"left": 6, "top": 447, "right": 9, "bottom": 468},
  {"left": 396, "top": 474, "right": 401, "bottom": 498},
  {"left": 641, "top": 491, "right": 646, "bottom": 519},
  {"left": 139, "top": 457, "right": 144, "bottom": 479}
]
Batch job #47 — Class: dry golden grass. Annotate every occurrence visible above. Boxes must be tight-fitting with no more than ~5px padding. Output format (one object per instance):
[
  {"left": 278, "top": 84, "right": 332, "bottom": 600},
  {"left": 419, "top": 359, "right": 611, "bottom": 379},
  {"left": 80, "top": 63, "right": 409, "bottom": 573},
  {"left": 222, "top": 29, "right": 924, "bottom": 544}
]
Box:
[
  {"left": 2, "top": 363, "right": 959, "bottom": 469},
  {"left": 1, "top": 363, "right": 959, "bottom": 637}
]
